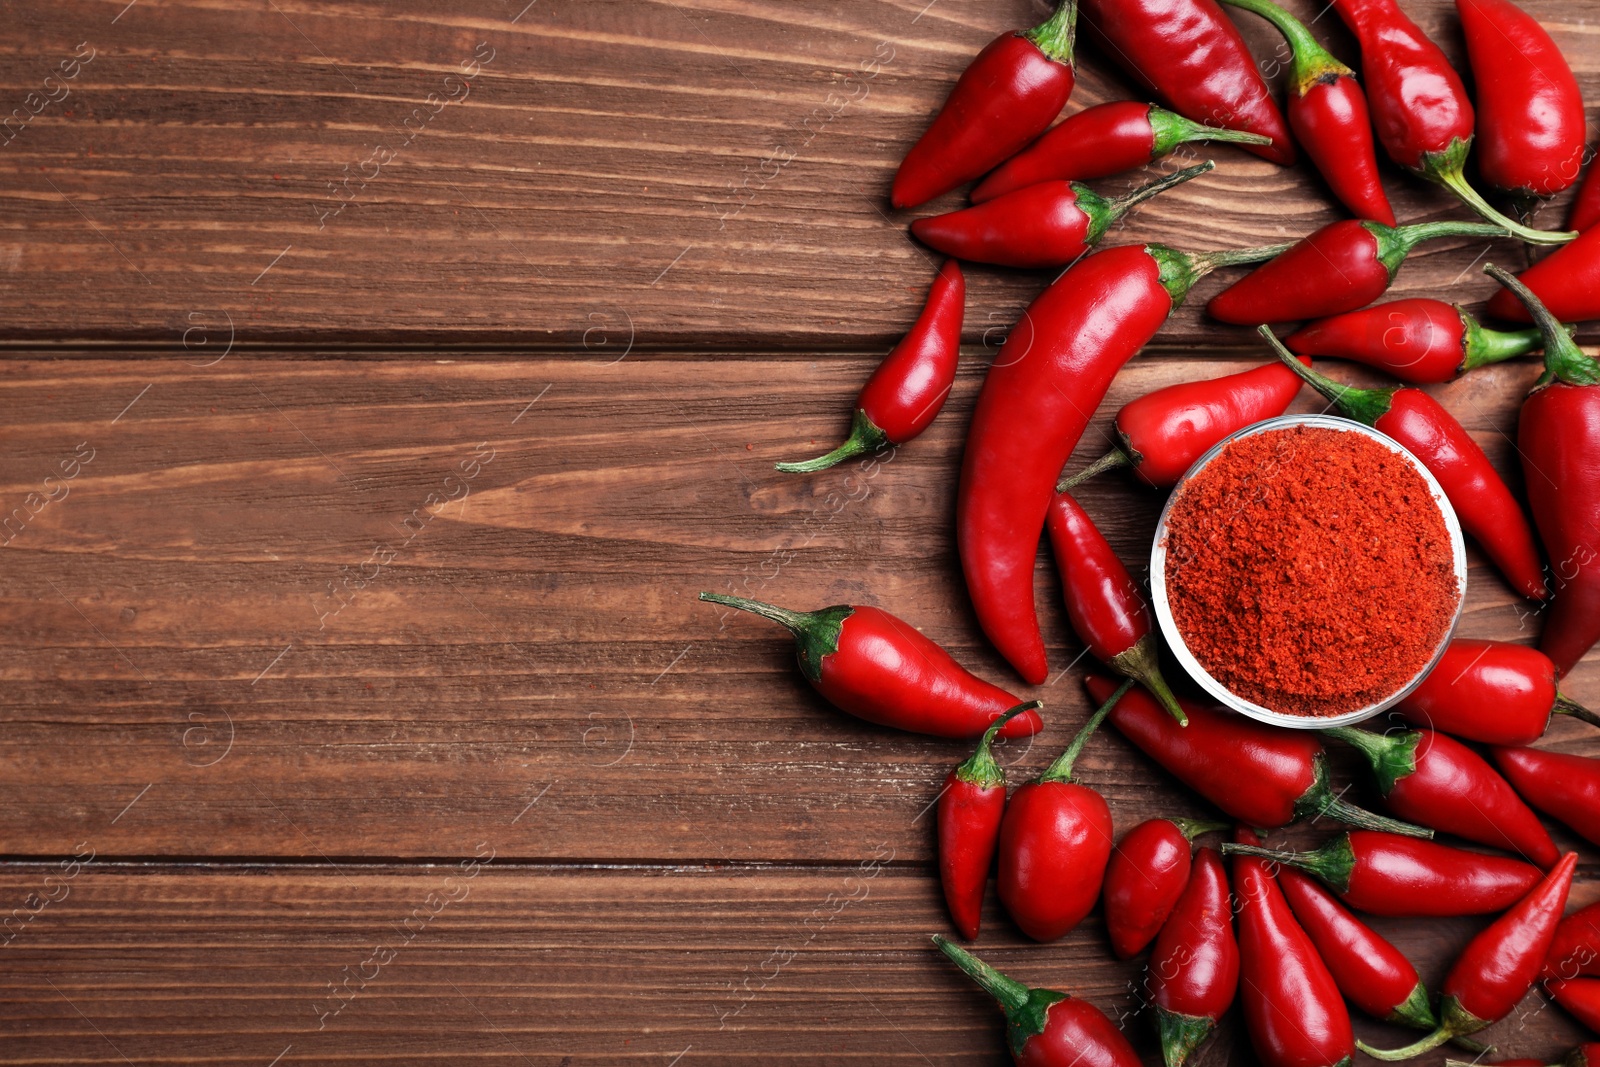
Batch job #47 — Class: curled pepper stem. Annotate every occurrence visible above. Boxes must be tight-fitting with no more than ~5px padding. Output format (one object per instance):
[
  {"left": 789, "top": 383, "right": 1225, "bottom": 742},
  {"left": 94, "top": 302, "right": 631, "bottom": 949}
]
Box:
[
  {"left": 1170, "top": 817, "right": 1229, "bottom": 841},
  {"left": 1023, "top": 0, "right": 1078, "bottom": 64},
  {"left": 775, "top": 408, "right": 889, "bottom": 473},
  {"left": 1146, "top": 107, "right": 1273, "bottom": 155},
  {"left": 1217, "top": 0, "right": 1352, "bottom": 94},
  {"left": 1555, "top": 693, "right": 1600, "bottom": 728},
  {"left": 1057, "top": 447, "right": 1132, "bottom": 491},
  {"left": 956, "top": 702, "right": 1043, "bottom": 787},
  {"left": 1422, "top": 141, "right": 1576, "bottom": 245},
  {"left": 1358, "top": 1030, "right": 1455, "bottom": 1061},
  {"left": 1260, "top": 325, "right": 1394, "bottom": 424},
  {"left": 1038, "top": 678, "right": 1135, "bottom": 784},
  {"left": 1483, "top": 263, "right": 1600, "bottom": 387}
]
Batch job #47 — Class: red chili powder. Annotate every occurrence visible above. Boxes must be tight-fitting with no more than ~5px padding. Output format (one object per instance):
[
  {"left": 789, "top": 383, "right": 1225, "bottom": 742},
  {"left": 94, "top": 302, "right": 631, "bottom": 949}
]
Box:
[{"left": 1163, "top": 424, "right": 1459, "bottom": 717}]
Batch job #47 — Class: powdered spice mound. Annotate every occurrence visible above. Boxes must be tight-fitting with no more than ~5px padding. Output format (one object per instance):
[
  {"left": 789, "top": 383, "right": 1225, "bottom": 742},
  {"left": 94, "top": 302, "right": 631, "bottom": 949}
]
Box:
[{"left": 1163, "top": 424, "right": 1460, "bottom": 717}]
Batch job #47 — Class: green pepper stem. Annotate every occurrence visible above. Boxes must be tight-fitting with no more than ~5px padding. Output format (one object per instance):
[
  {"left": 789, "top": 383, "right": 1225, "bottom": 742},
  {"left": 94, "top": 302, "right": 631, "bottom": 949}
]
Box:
[
  {"left": 1459, "top": 306, "right": 1547, "bottom": 372},
  {"left": 1320, "top": 725, "right": 1420, "bottom": 796},
  {"left": 774, "top": 409, "right": 888, "bottom": 473},
  {"left": 1430, "top": 158, "right": 1576, "bottom": 245},
  {"left": 1149, "top": 241, "right": 1295, "bottom": 306},
  {"left": 955, "top": 702, "right": 1043, "bottom": 788},
  {"left": 1146, "top": 107, "right": 1272, "bottom": 156},
  {"left": 1483, "top": 263, "right": 1600, "bottom": 387},
  {"left": 698, "top": 592, "right": 851, "bottom": 684},
  {"left": 1217, "top": 0, "right": 1352, "bottom": 95},
  {"left": 1057, "top": 447, "right": 1132, "bottom": 491},
  {"left": 1109, "top": 635, "right": 1188, "bottom": 725},
  {"left": 1555, "top": 693, "right": 1600, "bottom": 728},
  {"left": 1220, "top": 835, "right": 1356, "bottom": 891},
  {"left": 1170, "top": 817, "right": 1229, "bottom": 842},
  {"left": 1358, "top": 1030, "right": 1454, "bottom": 1061},
  {"left": 1260, "top": 324, "right": 1395, "bottom": 424},
  {"left": 932, "top": 935, "right": 1030, "bottom": 1015},
  {"left": 1080, "top": 162, "right": 1214, "bottom": 247},
  {"left": 1039, "top": 678, "right": 1134, "bottom": 784},
  {"left": 1024, "top": 0, "right": 1077, "bottom": 63},
  {"left": 1387, "top": 981, "right": 1439, "bottom": 1032}
]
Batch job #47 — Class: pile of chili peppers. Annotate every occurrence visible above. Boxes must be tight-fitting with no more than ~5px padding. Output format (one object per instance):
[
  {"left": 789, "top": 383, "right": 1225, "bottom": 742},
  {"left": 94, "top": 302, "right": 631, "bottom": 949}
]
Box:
[{"left": 700, "top": 0, "right": 1600, "bottom": 1060}]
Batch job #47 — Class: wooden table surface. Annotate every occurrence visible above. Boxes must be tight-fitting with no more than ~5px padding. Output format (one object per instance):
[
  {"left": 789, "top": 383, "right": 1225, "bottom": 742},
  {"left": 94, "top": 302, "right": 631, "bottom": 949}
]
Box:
[{"left": 4, "top": 1, "right": 1599, "bottom": 1063}]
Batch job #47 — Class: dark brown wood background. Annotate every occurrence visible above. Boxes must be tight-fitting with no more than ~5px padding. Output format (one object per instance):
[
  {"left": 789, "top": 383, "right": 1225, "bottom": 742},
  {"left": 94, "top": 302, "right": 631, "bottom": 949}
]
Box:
[{"left": 2, "top": 1, "right": 1598, "bottom": 1063}]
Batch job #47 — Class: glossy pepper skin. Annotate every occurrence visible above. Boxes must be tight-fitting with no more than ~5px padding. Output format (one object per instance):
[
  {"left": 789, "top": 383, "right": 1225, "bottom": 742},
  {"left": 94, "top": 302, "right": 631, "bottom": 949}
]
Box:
[
  {"left": 891, "top": 3, "right": 1078, "bottom": 209},
  {"left": 972, "top": 102, "right": 1270, "bottom": 203},
  {"left": 1221, "top": 831, "right": 1541, "bottom": 916},
  {"left": 938, "top": 704, "right": 1039, "bottom": 941},
  {"left": 697, "top": 593, "right": 1043, "bottom": 739},
  {"left": 1285, "top": 298, "right": 1546, "bottom": 384},
  {"left": 1048, "top": 493, "right": 1185, "bottom": 723},
  {"left": 1059, "top": 357, "right": 1305, "bottom": 490},
  {"left": 1085, "top": 674, "right": 1429, "bottom": 836},
  {"left": 933, "top": 937, "right": 1142, "bottom": 1067},
  {"left": 1492, "top": 745, "right": 1600, "bottom": 850},
  {"left": 1079, "top": 0, "right": 1293, "bottom": 164},
  {"left": 1572, "top": 164, "right": 1600, "bottom": 233},
  {"left": 1487, "top": 226, "right": 1600, "bottom": 326},
  {"left": 1103, "top": 817, "right": 1224, "bottom": 959},
  {"left": 1551, "top": 979, "right": 1600, "bottom": 1035},
  {"left": 776, "top": 260, "right": 963, "bottom": 473},
  {"left": 1219, "top": 0, "right": 1394, "bottom": 224},
  {"left": 1546, "top": 902, "right": 1600, "bottom": 982},
  {"left": 1266, "top": 328, "right": 1548, "bottom": 600},
  {"left": 1396, "top": 639, "right": 1599, "bottom": 744},
  {"left": 1148, "top": 847, "right": 1237, "bottom": 1067}
]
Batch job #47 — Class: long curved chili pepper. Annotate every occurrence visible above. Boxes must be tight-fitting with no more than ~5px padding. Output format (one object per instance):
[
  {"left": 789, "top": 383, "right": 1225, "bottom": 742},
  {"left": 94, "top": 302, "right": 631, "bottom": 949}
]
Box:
[
  {"left": 1265, "top": 328, "right": 1547, "bottom": 599},
  {"left": 1048, "top": 493, "right": 1185, "bottom": 723},
  {"left": 1551, "top": 979, "right": 1600, "bottom": 1034},
  {"left": 1457, "top": 0, "right": 1585, "bottom": 200},
  {"left": 1396, "top": 639, "right": 1600, "bottom": 745},
  {"left": 998, "top": 679, "right": 1133, "bottom": 942},
  {"left": 1359, "top": 851, "right": 1576, "bottom": 1059},
  {"left": 1148, "top": 846, "right": 1237, "bottom": 1067},
  {"left": 1103, "top": 816, "right": 1225, "bottom": 959},
  {"left": 972, "top": 101, "right": 1270, "bottom": 203},
  {"left": 1572, "top": 163, "right": 1600, "bottom": 233},
  {"left": 1232, "top": 826, "right": 1355, "bottom": 1067},
  {"left": 891, "top": 2, "right": 1078, "bottom": 209},
  {"left": 1218, "top": 0, "right": 1394, "bottom": 224},
  {"left": 1209, "top": 218, "right": 1510, "bottom": 324},
  {"left": 1492, "top": 264, "right": 1600, "bottom": 676},
  {"left": 1546, "top": 902, "right": 1600, "bottom": 982},
  {"left": 776, "top": 260, "right": 963, "bottom": 473},
  {"left": 1084, "top": 673, "right": 1430, "bottom": 836},
  {"left": 1284, "top": 298, "right": 1547, "bottom": 385},
  {"left": 1078, "top": 0, "right": 1293, "bottom": 164},
  {"left": 912, "top": 162, "right": 1212, "bottom": 269},
  {"left": 932, "top": 936, "right": 1142, "bottom": 1067},
  {"left": 937, "top": 703, "right": 1040, "bottom": 941},
  {"left": 1329, "top": 0, "right": 1574, "bottom": 244},
  {"left": 1487, "top": 226, "right": 1600, "bottom": 326},
  {"left": 960, "top": 239, "right": 1288, "bottom": 684},
  {"left": 1491, "top": 745, "right": 1600, "bottom": 850},
  {"left": 1059, "top": 357, "right": 1305, "bottom": 490},
  {"left": 1322, "top": 725, "right": 1558, "bottom": 867},
  {"left": 698, "top": 593, "right": 1043, "bottom": 739},
  {"left": 1221, "top": 831, "right": 1542, "bottom": 916}
]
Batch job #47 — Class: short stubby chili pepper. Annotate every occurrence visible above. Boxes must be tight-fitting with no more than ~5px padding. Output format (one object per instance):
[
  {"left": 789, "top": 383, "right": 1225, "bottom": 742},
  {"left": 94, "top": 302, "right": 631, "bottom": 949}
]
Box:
[
  {"left": 1285, "top": 298, "right": 1548, "bottom": 385},
  {"left": 1572, "top": 163, "right": 1600, "bottom": 233},
  {"left": 1360, "top": 851, "right": 1577, "bottom": 1059},
  {"left": 938, "top": 703, "right": 1040, "bottom": 941},
  {"left": 998, "top": 679, "right": 1133, "bottom": 942},
  {"left": 1265, "top": 328, "right": 1548, "bottom": 599},
  {"left": 1209, "top": 218, "right": 1510, "bottom": 324},
  {"left": 1219, "top": 0, "right": 1394, "bottom": 224},
  {"left": 1458, "top": 0, "right": 1586, "bottom": 200},
  {"left": 1103, "top": 816, "right": 1225, "bottom": 959},
  {"left": 1232, "top": 827, "right": 1355, "bottom": 1067},
  {"left": 698, "top": 593, "right": 1043, "bottom": 739},
  {"left": 1148, "top": 846, "right": 1237, "bottom": 1067},
  {"left": 1059, "top": 357, "right": 1306, "bottom": 490},
  {"left": 1487, "top": 227, "right": 1600, "bottom": 326},
  {"left": 891, "top": 2, "right": 1078, "bottom": 209},
  {"left": 1550, "top": 978, "right": 1600, "bottom": 1034},
  {"left": 1322, "top": 725, "right": 1558, "bottom": 868},
  {"left": 776, "top": 259, "right": 963, "bottom": 473},
  {"left": 1221, "top": 831, "right": 1542, "bottom": 916},
  {"left": 972, "top": 101, "right": 1270, "bottom": 203},
  {"left": 911, "top": 162, "right": 1212, "bottom": 269},
  {"left": 1546, "top": 901, "right": 1600, "bottom": 982},
  {"left": 959, "top": 239, "right": 1288, "bottom": 684},
  {"left": 1330, "top": 0, "right": 1574, "bottom": 245},
  {"left": 1492, "top": 745, "right": 1600, "bottom": 850},
  {"left": 1078, "top": 0, "right": 1293, "bottom": 164},
  {"left": 1048, "top": 492, "right": 1185, "bottom": 723},
  {"left": 933, "top": 936, "right": 1142, "bottom": 1067},
  {"left": 1396, "top": 639, "right": 1600, "bottom": 745},
  {"left": 1085, "top": 674, "right": 1431, "bottom": 836}
]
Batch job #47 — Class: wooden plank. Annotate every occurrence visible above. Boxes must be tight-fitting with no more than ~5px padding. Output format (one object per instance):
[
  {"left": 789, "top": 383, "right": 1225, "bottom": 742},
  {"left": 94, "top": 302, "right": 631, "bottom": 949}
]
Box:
[{"left": 0, "top": 1, "right": 1592, "bottom": 349}]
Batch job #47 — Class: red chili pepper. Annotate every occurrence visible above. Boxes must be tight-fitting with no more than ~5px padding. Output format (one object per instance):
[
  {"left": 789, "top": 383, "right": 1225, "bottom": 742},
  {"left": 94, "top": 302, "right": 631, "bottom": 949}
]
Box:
[
  {"left": 932, "top": 936, "right": 1142, "bottom": 1067},
  {"left": 1218, "top": 0, "right": 1394, "bottom": 224},
  {"left": 776, "top": 260, "right": 963, "bottom": 473},
  {"left": 1330, "top": 0, "right": 1574, "bottom": 244},
  {"left": 1078, "top": 0, "right": 1293, "bottom": 164},
  {"left": 1550, "top": 978, "right": 1600, "bottom": 1034},
  {"left": 972, "top": 102, "right": 1270, "bottom": 203},
  {"left": 1396, "top": 639, "right": 1600, "bottom": 745},
  {"left": 1545, "top": 901, "right": 1600, "bottom": 982},
  {"left": 1265, "top": 328, "right": 1547, "bottom": 600},
  {"left": 999, "top": 679, "right": 1132, "bottom": 941},
  {"left": 1103, "top": 816, "right": 1225, "bottom": 959},
  {"left": 1084, "top": 673, "right": 1429, "bottom": 835},
  {"left": 1232, "top": 826, "right": 1355, "bottom": 1067},
  {"left": 912, "top": 163, "right": 1212, "bottom": 269},
  {"left": 698, "top": 593, "right": 1043, "bottom": 739},
  {"left": 1322, "top": 725, "right": 1558, "bottom": 868},
  {"left": 1491, "top": 745, "right": 1600, "bottom": 850},
  {"left": 1359, "top": 851, "right": 1576, "bottom": 1059},
  {"left": 1147, "top": 846, "right": 1237, "bottom": 1067},
  {"left": 1058, "top": 358, "right": 1305, "bottom": 490},
  {"left": 1284, "top": 298, "right": 1547, "bottom": 385},
  {"left": 1048, "top": 493, "right": 1185, "bottom": 724},
  {"left": 1571, "top": 163, "right": 1600, "bottom": 233},
  {"left": 1457, "top": 0, "right": 1586, "bottom": 199},
  {"left": 1209, "top": 218, "right": 1510, "bottom": 324},
  {"left": 1487, "top": 226, "right": 1600, "bottom": 326},
  {"left": 937, "top": 702, "right": 1041, "bottom": 941},
  {"left": 891, "top": 3, "right": 1078, "bottom": 209},
  {"left": 961, "top": 240, "right": 1288, "bottom": 684},
  {"left": 1221, "top": 831, "right": 1542, "bottom": 916}
]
